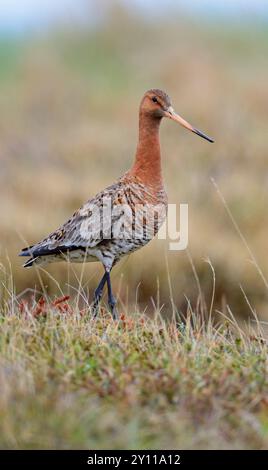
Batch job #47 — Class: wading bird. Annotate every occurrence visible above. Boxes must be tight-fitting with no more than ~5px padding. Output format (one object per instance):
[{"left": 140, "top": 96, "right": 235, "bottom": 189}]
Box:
[{"left": 20, "top": 89, "right": 213, "bottom": 318}]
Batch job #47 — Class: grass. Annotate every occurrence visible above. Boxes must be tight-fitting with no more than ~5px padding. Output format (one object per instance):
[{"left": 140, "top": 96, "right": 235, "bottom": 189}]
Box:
[{"left": 0, "top": 290, "right": 267, "bottom": 449}]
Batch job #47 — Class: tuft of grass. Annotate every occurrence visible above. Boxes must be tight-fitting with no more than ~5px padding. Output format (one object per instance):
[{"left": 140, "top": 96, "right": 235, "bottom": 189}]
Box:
[{"left": 0, "top": 293, "right": 267, "bottom": 449}]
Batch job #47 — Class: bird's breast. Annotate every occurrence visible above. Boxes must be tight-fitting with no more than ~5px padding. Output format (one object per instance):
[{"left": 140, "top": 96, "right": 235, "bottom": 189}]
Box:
[{"left": 110, "top": 179, "right": 167, "bottom": 243}]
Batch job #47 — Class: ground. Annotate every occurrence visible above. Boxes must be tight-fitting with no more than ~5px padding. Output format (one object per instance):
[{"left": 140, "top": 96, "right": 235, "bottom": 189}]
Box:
[{"left": 0, "top": 295, "right": 267, "bottom": 449}]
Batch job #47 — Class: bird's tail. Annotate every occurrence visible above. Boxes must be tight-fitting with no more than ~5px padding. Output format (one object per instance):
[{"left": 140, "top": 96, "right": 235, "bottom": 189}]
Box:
[
  {"left": 23, "top": 257, "right": 40, "bottom": 268},
  {"left": 19, "top": 246, "right": 34, "bottom": 257}
]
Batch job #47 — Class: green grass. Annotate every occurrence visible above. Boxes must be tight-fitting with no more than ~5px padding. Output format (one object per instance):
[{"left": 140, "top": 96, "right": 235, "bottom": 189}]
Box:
[{"left": 0, "top": 294, "right": 267, "bottom": 449}]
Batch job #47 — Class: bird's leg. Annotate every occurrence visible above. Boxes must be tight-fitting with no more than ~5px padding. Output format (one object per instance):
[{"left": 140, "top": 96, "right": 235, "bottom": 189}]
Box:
[
  {"left": 92, "top": 272, "right": 107, "bottom": 317},
  {"left": 106, "top": 269, "right": 119, "bottom": 320}
]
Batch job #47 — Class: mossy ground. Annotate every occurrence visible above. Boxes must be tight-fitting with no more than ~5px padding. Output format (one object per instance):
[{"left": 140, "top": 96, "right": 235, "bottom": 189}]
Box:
[{"left": 0, "top": 295, "right": 267, "bottom": 449}]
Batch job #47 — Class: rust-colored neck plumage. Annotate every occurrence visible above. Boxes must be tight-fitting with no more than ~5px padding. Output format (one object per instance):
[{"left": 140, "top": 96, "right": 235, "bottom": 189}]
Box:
[{"left": 129, "top": 110, "right": 163, "bottom": 189}]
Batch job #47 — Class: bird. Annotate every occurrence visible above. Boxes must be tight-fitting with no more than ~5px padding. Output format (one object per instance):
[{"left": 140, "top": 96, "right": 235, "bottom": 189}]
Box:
[{"left": 19, "top": 89, "right": 214, "bottom": 319}]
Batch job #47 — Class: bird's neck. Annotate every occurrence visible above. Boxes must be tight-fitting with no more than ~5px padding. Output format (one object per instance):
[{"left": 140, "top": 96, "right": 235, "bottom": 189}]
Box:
[{"left": 129, "top": 112, "right": 163, "bottom": 189}]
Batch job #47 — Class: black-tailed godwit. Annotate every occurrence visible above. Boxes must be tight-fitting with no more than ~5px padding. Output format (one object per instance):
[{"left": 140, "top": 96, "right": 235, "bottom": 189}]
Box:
[{"left": 20, "top": 89, "right": 214, "bottom": 318}]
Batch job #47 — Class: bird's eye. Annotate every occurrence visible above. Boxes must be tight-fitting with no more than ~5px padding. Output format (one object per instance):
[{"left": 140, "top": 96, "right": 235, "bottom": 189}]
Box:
[{"left": 152, "top": 96, "right": 158, "bottom": 103}]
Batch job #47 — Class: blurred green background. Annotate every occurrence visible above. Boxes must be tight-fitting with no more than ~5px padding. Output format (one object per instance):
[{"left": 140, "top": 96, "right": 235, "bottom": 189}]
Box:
[{"left": 1, "top": 0, "right": 268, "bottom": 320}]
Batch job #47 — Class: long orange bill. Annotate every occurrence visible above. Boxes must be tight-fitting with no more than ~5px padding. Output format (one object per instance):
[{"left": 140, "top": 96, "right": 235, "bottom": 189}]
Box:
[{"left": 164, "top": 107, "right": 214, "bottom": 143}]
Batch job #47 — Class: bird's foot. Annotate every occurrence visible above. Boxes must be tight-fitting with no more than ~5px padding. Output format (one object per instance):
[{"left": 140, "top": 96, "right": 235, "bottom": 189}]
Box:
[
  {"left": 108, "top": 299, "right": 119, "bottom": 320},
  {"left": 91, "top": 272, "right": 107, "bottom": 318},
  {"left": 91, "top": 296, "right": 101, "bottom": 318}
]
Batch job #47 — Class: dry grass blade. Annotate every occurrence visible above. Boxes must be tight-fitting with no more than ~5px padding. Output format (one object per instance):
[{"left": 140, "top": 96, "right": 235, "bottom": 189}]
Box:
[{"left": 211, "top": 178, "right": 268, "bottom": 292}]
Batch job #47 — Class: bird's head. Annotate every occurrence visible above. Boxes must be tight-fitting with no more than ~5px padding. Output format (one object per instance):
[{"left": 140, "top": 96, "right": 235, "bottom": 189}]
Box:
[{"left": 140, "top": 89, "right": 214, "bottom": 143}]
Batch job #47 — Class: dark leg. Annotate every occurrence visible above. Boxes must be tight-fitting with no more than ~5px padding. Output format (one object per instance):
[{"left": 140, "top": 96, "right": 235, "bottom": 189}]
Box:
[
  {"left": 92, "top": 272, "right": 107, "bottom": 317},
  {"left": 106, "top": 270, "right": 119, "bottom": 320}
]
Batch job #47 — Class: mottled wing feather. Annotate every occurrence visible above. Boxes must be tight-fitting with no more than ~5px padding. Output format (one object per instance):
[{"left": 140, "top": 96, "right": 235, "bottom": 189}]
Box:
[
  {"left": 20, "top": 173, "right": 168, "bottom": 263},
  {"left": 22, "top": 182, "right": 126, "bottom": 257}
]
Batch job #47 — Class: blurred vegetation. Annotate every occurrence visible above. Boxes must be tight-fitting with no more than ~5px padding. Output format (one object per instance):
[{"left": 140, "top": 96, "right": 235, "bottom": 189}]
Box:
[
  {"left": 0, "top": 299, "right": 267, "bottom": 449},
  {"left": 1, "top": 4, "right": 268, "bottom": 320}
]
